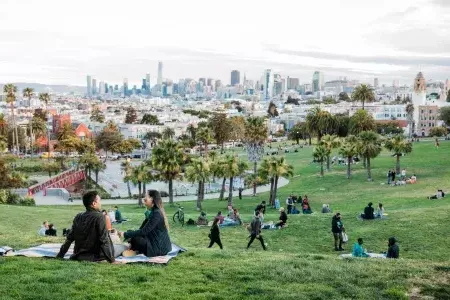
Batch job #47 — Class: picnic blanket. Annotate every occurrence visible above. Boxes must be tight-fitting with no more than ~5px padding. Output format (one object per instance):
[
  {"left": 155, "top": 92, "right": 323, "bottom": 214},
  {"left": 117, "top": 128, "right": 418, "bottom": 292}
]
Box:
[
  {"left": 340, "top": 253, "right": 386, "bottom": 259},
  {"left": 3, "top": 243, "right": 186, "bottom": 264}
]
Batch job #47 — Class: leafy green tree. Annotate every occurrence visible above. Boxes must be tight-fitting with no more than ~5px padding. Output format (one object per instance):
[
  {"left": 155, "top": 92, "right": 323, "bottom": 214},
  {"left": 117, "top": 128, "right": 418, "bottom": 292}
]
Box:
[
  {"left": 306, "top": 107, "right": 337, "bottom": 143},
  {"left": 185, "top": 158, "right": 211, "bottom": 210},
  {"left": 152, "top": 139, "right": 185, "bottom": 206},
  {"left": 0, "top": 114, "right": 7, "bottom": 136},
  {"left": 121, "top": 160, "right": 133, "bottom": 198},
  {"left": 209, "top": 113, "right": 230, "bottom": 153},
  {"left": 358, "top": 131, "right": 382, "bottom": 181},
  {"left": 320, "top": 134, "right": 341, "bottom": 171},
  {"left": 429, "top": 126, "right": 448, "bottom": 137},
  {"left": 95, "top": 121, "right": 123, "bottom": 157},
  {"left": 349, "top": 109, "right": 376, "bottom": 135},
  {"left": 339, "top": 135, "right": 358, "bottom": 179},
  {"left": 42, "top": 162, "right": 61, "bottom": 177},
  {"left": 0, "top": 159, "right": 28, "bottom": 189},
  {"left": 438, "top": 107, "right": 450, "bottom": 126},
  {"left": 130, "top": 163, "right": 152, "bottom": 207},
  {"left": 140, "top": 113, "right": 159, "bottom": 125},
  {"left": 288, "top": 122, "right": 308, "bottom": 144},
  {"left": 90, "top": 105, "right": 105, "bottom": 123},
  {"left": 313, "top": 145, "right": 328, "bottom": 177},
  {"left": 267, "top": 101, "right": 279, "bottom": 117},
  {"left": 0, "top": 135, "right": 7, "bottom": 154},
  {"left": 384, "top": 135, "right": 413, "bottom": 174},
  {"left": 196, "top": 126, "right": 214, "bottom": 156},
  {"left": 162, "top": 127, "right": 175, "bottom": 140},
  {"left": 222, "top": 154, "right": 248, "bottom": 206},
  {"left": 259, "top": 156, "right": 293, "bottom": 206},
  {"left": 112, "top": 138, "right": 141, "bottom": 155},
  {"left": 351, "top": 84, "right": 375, "bottom": 110},
  {"left": 186, "top": 124, "right": 197, "bottom": 141},
  {"left": 23, "top": 88, "right": 35, "bottom": 156},
  {"left": 229, "top": 116, "right": 246, "bottom": 144},
  {"left": 339, "top": 92, "right": 350, "bottom": 101},
  {"left": 124, "top": 106, "right": 137, "bottom": 124}
]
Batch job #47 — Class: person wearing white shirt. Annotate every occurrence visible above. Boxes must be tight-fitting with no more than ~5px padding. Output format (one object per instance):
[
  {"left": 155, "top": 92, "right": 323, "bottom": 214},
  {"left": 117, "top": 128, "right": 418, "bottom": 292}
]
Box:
[
  {"left": 401, "top": 169, "right": 406, "bottom": 180},
  {"left": 38, "top": 221, "right": 48, "bottom": 236}
]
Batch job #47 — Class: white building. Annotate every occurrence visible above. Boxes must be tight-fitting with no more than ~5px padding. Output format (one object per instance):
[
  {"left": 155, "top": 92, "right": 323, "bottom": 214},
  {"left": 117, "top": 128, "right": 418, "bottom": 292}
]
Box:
[{"left": 260, "top": 69, "right": 274, "bottom": 101}]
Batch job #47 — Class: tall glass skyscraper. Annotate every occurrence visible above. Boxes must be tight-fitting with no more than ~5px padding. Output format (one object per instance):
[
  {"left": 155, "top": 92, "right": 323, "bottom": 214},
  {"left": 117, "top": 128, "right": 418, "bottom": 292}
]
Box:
[
  {"left": 86, "top": 75, "right": 92, "bottom": 97},
  {"left": 157, "top": 62, "right": 163, "bottom": 85},
  {"left": 231, "top": 70, "right": 240, "bottom": 86},
  {"left": 312, "top": 71, "right": 324, "bottom": 92}
]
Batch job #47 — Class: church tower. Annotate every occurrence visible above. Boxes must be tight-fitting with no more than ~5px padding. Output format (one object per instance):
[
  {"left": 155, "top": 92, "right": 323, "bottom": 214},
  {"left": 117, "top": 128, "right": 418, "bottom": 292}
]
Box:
[{"left": 412, "top": 72, "right": 426, "bottom": 135}]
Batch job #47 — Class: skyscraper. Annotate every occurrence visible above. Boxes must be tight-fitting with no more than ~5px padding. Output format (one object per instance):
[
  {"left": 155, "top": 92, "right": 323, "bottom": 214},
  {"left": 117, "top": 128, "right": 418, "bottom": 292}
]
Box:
[
  {"left": 86, "top": 75, "right": 92, "bottom": 97},
  {"left": 287, "top": 77, "right": 300, "bottom": 90},
  {"left": 231, "top": 70, "right": 240, "bottom": 86},
  {"left": 312, "top": 71, "right": 324, "bottom": 92},
  {"left": 374, "top": 78, "right": 379, "bottom": 88},
  {"left": 261, "top": 69, "right": 274, "bottom": 101},
  {"left": 92, "top": 78, "right": 97, "bottom": 95},
  {"left": 146, "top": 73, "right": 151, "bottom": 92},
  {"left": 123, "top": 78, "right": 128, "bottom": 96},
  {"left": 157, "top": 62, "right": 163, "bottom": 85},
  {"left": 99, "top": 81, "right": 104, "bottom": 94}
]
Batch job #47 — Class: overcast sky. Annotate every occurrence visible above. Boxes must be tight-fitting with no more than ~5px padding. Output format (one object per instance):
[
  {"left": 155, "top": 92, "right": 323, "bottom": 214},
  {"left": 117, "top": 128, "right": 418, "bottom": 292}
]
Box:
[{"left": 0, "top": 0, "right": 449, "bottom": 86}]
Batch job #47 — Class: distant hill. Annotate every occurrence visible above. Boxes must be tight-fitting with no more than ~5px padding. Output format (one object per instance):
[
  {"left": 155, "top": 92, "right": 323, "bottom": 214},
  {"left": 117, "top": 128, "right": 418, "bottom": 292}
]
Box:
[{"left": 0, "top": 82, "right": 86, "bottom": 94}]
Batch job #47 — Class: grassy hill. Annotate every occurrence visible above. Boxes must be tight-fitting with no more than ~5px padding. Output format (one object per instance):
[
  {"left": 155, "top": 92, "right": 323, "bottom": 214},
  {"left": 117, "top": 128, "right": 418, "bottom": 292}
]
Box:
[{"left": 1, "top": 141, "right": 450, "bottom": 299}]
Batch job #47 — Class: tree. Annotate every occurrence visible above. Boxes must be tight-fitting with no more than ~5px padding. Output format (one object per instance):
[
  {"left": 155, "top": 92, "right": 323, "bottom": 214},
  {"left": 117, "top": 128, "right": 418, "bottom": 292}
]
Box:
[
  {"left": 244, "top": 117, "right": 267, "bottom": 196},
  {"left": 358, "top": 131, "right": 382, "bottom": 181},
  {"left": 23, "top": 88, "right": 35, "bottom": 156},
  {"left": 196, "top": 126, "right": 213, "bottom": 156},
  {"left": 406, "top": 104, "right": 415, "bottom": 137},
  {"left": 38, "top": 92, "right": 50, "bottom": 107},
  {"left": 185, "top": 158, "right": 210, "bottom": 210},
  {"left": 384, "top": 135, "right": 413, "bottom": 174},
  {"left": 42, "top": 161, "right": 61, "bottom": 177},
  {"left": 376, "top": 121, "right": 404, "bottom": 135},
  {"left": 339, "top": 92, "right": 350, "bottom": 101},
  {"left": 29, "top": 116, "right": 47, "bottom": 155},
  {"left": 121, "top": 160, "right": 133, "bottom": 198},
  {"left": 112, "top": 138, "right": 141, "bottom": 155},
  {"left": 306, "top": 107, "right": 337, "bottom": 143},
  {"left": 0, "top": 135, "right": 7, "bottom": 154},
  {"left": 54, "top": 123, "right": 79, "bottom": 168},
  {"left": 349, "top": 109, "right": 376, "bottom": 135},
  {"left": 320, "top": 134, "right": 340, "bottom": 171},
  {"left": 339, "top": 135, "right": 358, "bottom": 179},
  {"left": 267, "top": 101, "right": 279, "bottom": 117},
  {"left": 124, "top": 106, "right": 137, "bottom": 124},
  {"left": 33, "top": 109, "right": 48, "bottom": 122},
  {"left": 75, "top": 138, "right": 96, "bottom": 155},
  {"left": 0, "top": 159, "right": 28, "bottom": 189},
  {"left": 140, "top": 113, "right": 159, "bottom": 125},
  {"left": 438, "top": 107, "right": 450, "bottom": 126},
  {"left": 152, "top": 139, "right": 184, "bottom": 206},
  {"left": 229, "top": 116, "right": 246, "bottom": 144},
  {"left": 260, "top": 156, "right": 293, "bottom": 206},
  {"left": 351, "top": 84, "right": 375, "bottom": 110},
  {"left": 95, "top": 121, "right": 123, "bottom": 158},
  {"left": 313, "top": 145, "right": 328, "bottom": 177},
  {"left": 285, "top": 96, "right": 299, "bottom": 105},
  {"left": 0, "top": 114, "right": 7, "bottom": 136},
  {"left": 222, "top": 154, "right": 248, "bottom": 206},
  {"left": 447, "top": 90, "right": 450, "bottom": 102},
  {"left": 209, "top": 113, "right": 230, "bottom": 153},
  {"left": 162, "top": 127, "right": 175, "bottom": 140},
  {"left": 3, "top": 84, "right": 19, "bottom": 153},
  {"left": 130, "top": 163, "right": 152, "bottom": 207},
  {"left": 211, "top": 158, "right": 227, "bottom": 201},
  {"left": 186, "top": 124, "right": 197, "bottom": 142},
  {"left": 78, "top": 152, "right": 100, "bottom": 184},
  {"left": 90, "top": 105, "right": 105, "bottom": 123},
  {"left": 335, "top": 114, "right": 350, "bottom": 137},
  {"left": 429, "top": 126, "right": 448, "bottom": 137},
  {"left": 288, "top": 122, "right": 308, "bottom": 144}
]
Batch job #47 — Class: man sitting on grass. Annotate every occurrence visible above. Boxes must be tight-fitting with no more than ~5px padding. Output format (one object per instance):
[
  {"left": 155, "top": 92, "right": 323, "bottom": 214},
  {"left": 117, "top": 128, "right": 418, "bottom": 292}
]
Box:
[
  {"left": 114, "top": 206, "right": 127, "bottom": 223},
  {"left": 361, "top": 202, "right": 375, "bottom": 220},
  {"left": 57, "top": 191, "right": 116, "bottom": 263}
]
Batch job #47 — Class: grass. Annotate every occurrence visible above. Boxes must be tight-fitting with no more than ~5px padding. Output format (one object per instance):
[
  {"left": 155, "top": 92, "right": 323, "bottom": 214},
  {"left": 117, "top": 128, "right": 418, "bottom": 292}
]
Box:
[{"left": 1, "top": 141, "right": 450, "bottom": 299}]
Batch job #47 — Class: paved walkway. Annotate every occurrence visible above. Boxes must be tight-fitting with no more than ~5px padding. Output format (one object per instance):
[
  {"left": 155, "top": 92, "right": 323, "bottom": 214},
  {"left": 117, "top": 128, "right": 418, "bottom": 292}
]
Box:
[{"left": 34, "top": 177, "right": 290, "bottom": 206}]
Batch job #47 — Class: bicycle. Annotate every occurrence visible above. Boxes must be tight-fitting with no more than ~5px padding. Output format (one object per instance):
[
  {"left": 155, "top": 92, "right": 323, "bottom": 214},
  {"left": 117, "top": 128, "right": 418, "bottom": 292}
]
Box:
[{"left": 172, "top": 204, "right": 185, "bottom": 226}]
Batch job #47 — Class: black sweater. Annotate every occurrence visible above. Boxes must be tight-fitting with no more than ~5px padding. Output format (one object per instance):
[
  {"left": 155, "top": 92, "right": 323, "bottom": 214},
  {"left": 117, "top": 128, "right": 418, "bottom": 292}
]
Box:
[{"left": 210, "top": 224, "right": 220, "bottom": 239}]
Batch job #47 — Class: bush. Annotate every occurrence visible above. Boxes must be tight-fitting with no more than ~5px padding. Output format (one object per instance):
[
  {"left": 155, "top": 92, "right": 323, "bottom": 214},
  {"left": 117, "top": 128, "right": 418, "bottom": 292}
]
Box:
[
  {"left": 0, "top": 189, "right": 8, "bottom": 204},
  {"left": 19, "top": 196, "right": 36, "bottom": 206},
  {"left": 15, "top": 165, "right": 43, "bottom": 173},
  {"left": 6, "top": 192, "right": 21, "bottom": 205}
]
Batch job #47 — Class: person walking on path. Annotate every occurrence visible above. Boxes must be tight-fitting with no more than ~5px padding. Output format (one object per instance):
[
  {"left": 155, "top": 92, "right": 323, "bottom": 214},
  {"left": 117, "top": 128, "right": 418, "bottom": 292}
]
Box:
[
  {"left": 208, "top": 217, "right": 223, "bottom": 249},
  {"left": 247, "top": 211, "right": 267, "bottom": 250}
]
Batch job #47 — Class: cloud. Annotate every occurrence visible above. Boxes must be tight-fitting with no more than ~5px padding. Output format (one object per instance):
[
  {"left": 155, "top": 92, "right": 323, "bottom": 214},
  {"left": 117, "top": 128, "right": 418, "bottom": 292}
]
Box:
[
  {"left": 432, "top": 0, "right": 450, "bottom": 7},
  {"left": 372, "top": 6, "right": 419, "bottom": 23}
]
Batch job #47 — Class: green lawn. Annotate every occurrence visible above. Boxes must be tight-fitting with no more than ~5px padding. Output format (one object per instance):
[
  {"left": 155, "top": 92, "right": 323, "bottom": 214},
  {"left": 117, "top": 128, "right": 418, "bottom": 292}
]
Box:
[{"left": 1, "top": 141, "right": 450, "bottom": 299}]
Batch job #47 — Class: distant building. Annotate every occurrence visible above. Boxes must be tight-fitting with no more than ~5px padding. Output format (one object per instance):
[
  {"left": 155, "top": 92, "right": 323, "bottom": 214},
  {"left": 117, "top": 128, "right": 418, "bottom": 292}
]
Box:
[
  {"left": 123, "top": 78, "right": 129, "bottom": 96},
  {"left": 312, "top": 71, "right": 324, "bottom": 92},
  {"left": 146, "top": 73, "right": 151, "bottom": 92},
  {"left": 374, "top": 78, "right": 379, "bottom": 88},
  {"left": 157, "top": 62, "right": 163, "bottom": 85},
  {"left": 287, "top": 77, "right": 300, "bottom": 90},
  {"left": 92, "top": 78, "right": 97, "bottom": 95},
  {"left": 99, "top": 81, "right": 104, "bottom": 94},
  {"left": 86, "top": 75, "right": 92, "bottom": 97},
  {"left": 418, "top": 105, "right": 439, "bottom": 137},
  {"left": 231, "top": 70, "right": 240, "bottom": 86},
  {"left": 261, "top": 69, "right": 274, "bottom": 101}
]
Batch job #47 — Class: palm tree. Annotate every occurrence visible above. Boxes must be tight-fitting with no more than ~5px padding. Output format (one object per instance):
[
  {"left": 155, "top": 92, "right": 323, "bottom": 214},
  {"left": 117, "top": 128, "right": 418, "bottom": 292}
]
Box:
[
  {"left": 162, "top": 127, "right": 175, "bottom": 140},
  {"left": 78, "top": 152, "right": 99, "bottom": 188},
  {"left": 211, "top": 158, "right": 227, "bottom": 201},
  {"left": 93, "top": 160, "right": 106, "bottom": 184},
  {"left": 244, "top": 116, "right": 267, "bottom": 196},
  {"left": 38, "top": 92, "right": 51, "bottom": 156},
  {"left": 196, "top": 126, "right": 213, "bottom": 156},
  {"left": 351, "top": 84, "right": 375, "bottom": 110},
  {"left": 130, "top": 163, "right": 152, "bottom": 207},
  {"left": 358, "top": 131, "right": 382, "bottom": 181},
  {"left": 3, "top": 84, "right": 19, "bottom": 153},
  {"left": 339, "top": 135, "right": 358, "bottom": 179},
  {"left": 222, "top": 154, "right": 248, "bottom": 206},
  {"left": 313, "top": 145, "right": 328, "bottom": 177},
  {"left": 23, "top": 88, "right": 35, "bottom": 156},
  {"left": 349, "top": 109, "right": 376, "bottom": 135},
  {"left": 269, "top": 157, "right": 293, "bottom": 205},
  {"left": 152, "top": 139, "right": 184, "bottom": 206},
  {"left": 186, "top": 124, "right": 197, "bottom": 142},
  {"left": 185, "top": 158, "right": 211, "bottom": 210},
  {"left": 306, "top": 107, "right": 337, "bottom": 143},
  {"left": 384, "top": 135, "right": 413, "bottom": 174},
  {"left": 30, "top": 116, "right": 46, "bottom": 155},
  {"left": 258, "top": 158, "right": 274, "bottom": 204},
  {"left": 406, "top": 104, "right": 415, "bottom": 138},
  {"left": 121, "top": 160, "right": 133, "bottom": 198},
  {"left": 320, "top": 134, "right": 340, "bottom": 171}
]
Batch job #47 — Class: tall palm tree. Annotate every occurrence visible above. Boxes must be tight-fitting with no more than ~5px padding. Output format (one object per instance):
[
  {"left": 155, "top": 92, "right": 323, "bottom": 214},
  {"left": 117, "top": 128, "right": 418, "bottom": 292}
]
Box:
[
  {"left": 306, "top": 107, "right": 337, "bottom": 143},
  {"left": 130, "top": 163, "right": 152, "bottom": 207},
  {"left": 339, "top": 135, "right": 358, "bottom": 179},
  {"left": 152, "top": 139, "right": 184, "bottom": 206},
  {"left": 406, "top": 104, "right": 415, "bottom": 138},
  {"left": 23, "top": 88, "right": 35, "bottom": 156},
  {"left": 39, "top": 92, "right": 51, "bottom": 156},
  {"left": 186, "top": 124, "right": 197, "bottom": 142},
  {"left": 185, "top": 158, "right": 211, "bottom": 210},
  {"left": 351, "top": 84, "right": 375, "bottom": 110},
  {"left": 349, "top": 109, "right": 376, "bottom": 135},
  {"left": 211, "top": 157, "right": 227, "bottom": 201},
  {"left": 258, "top": 158, "right": 274, "bottom": 205},
  {"left": 313, "top": 145, "right": 328, "bottom": 177},
  {"left": 384, "top": 135, "right": 413, "bottom": 174},
  {"left": 30, "top": 116, "right": 46, "bottom": 155},
  {"left": 269, "top": 157, "right": 293, "bottom": 205},
  {"left": 358, "top": 131, "right": 382, "bottom": 181},
  {"left": 121, "top": 160, "right": 133, "bottom": 198},
  {"left": 196, "top": 126, "right": 213, "bottom": 156},
  {"left": 78, "top": 152, "right": 99, "bottom": 189},
  {"left": 320, "top": 134, "right": 340, "bottom": 171},
  {"left": 0, "top": 135, "right": 7, "bottom": 154},
  {"left": 162, "top": 127, "right": 175, "bottom": 140},
  {"left": 244, "top": 116, "right": 267, "bottom": 196},
  {"left": 222, "top": 154, "right": 248, "bottom": 206},
  {"left": 3, "top": 84, "right": 19, "bottom": 153}
]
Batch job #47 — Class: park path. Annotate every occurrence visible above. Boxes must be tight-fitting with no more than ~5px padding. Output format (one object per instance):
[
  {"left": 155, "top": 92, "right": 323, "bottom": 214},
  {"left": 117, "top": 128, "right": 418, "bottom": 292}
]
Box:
[{"left": 34, "top": 177, "right": 290, "bottom": 206}]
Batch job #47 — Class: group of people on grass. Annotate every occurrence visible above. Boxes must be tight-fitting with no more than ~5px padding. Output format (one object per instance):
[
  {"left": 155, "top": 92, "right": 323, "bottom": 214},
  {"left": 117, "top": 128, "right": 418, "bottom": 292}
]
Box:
[
  {"left": 428, "top": 189, "right": 446, "bottom": 200},
  {"left": 360, "top": 202, "right": 385, "bottom": 220},
  {"left": 276, "top": 195, "right": 312, "bottom": 214},
  {"left": 387, "top": 169, "right": 417, "bottom": 186},
  {"left": 38, "top": 221, "right": 57, "bottom": 236}
]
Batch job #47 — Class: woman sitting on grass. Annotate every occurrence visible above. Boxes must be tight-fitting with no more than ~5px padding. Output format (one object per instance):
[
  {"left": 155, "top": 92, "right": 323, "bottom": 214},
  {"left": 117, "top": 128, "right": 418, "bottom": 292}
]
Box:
[
  {"left": 302, "top": 203, "right": 312, "bottom": 214},
  {"left": 45, "top": 224, "right": 57, "bottom": 236},
  {"left": 118, "top": 190, "right": 171, "bottom": 257},
  {"left": 275, "top": 207, "right": 288, "bottom": 228},
  {"left": 375, "top": 203, "right": 385, "bottom": 219},
  {"left": 197, "top": 211, "right": 208, "bottom": 226},
  {"left": 352, "top": 238, "right": 369, "bottom": 258},
  {"left": 428, "top": 189, "right": 445, "bottom": 200}
]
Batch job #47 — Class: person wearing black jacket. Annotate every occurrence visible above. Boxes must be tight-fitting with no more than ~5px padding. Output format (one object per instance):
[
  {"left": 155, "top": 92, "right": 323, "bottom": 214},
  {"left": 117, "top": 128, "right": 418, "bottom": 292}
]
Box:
[
  {"left": 275, "top": 207, "right": 288, "bottom": 228},
  {"left": 208, "top": 217, "right": 223, "bottom": 249},
  {"left": 57, "top": 191, "right": 115, "bottom": 262},
  {"left": 119, "top": 190, "right": 172, "bottom": 257},
  {"left": 247, "top": 211, "right": 266, "bottom": 250},
  {"left": 386, "top": 237, "right": 399, "bottom": 259},
  {"left": 45, "top": 224, "right": 57, "bottom": 236},
  {"left": 361, "top": 202, "right": 375, "bottom": 220},
  {"left": 331, "top": 213, "right": 345, "bottom": 251}
]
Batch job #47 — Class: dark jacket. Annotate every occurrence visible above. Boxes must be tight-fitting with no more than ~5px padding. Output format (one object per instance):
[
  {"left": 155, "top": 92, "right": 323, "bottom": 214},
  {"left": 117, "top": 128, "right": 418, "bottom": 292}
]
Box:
[
  {"left": 210, "top": 224, "right": 220, "bottom": 240},
  {"left": 124, "top": 207, "right": 171, "bottom": 257},
  {"left": 45, "top": 228, "right": 57, "bottom": 236},
  {"left": 279, "top": 212, "right": 288, "bottom": 224},
  {"left": 57, "top": 207, "right": 114, "bottom": 262},
  {"left": 115, "top": 210, "right": 123, "bottom": 222},
  {"left": 387, "top": 244, "right": 399, "bottom": 259},
  {"left": 331, "top": 216, "right": 343, "bottom": 233},
  {"left": 250, "top": 217, "right": 262, "bottom": 235},
  {"left": 364, "top": 206, "right": 375, "bottom": 219}
]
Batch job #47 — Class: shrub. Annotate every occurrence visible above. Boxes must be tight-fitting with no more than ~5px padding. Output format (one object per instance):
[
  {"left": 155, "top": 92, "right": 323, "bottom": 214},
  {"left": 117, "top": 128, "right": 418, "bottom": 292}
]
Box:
[
  {"left": 6, "top": 192, "right": 21, "bottom": 205},
  {"left": 0, "top": 189, "right": 8, "bottom": 204},
  {"left": 15, "top": 165, "right": 44, "bottom": 173},
  {"left": 19, "top": 196, "right": 36, "bottom": 206}
]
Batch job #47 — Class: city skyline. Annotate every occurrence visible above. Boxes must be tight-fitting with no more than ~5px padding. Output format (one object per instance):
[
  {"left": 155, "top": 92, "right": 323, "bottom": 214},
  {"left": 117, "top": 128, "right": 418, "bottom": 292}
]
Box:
[{"left": 0, "top": 0, "right": 449, "bottom": 86}]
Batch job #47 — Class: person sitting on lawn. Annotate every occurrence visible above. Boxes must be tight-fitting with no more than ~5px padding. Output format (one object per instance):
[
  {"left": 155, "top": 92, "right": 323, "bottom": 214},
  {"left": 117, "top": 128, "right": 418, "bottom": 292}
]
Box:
[
  {"left": 101, "top": 210, "right": 113, "bottom": 231},
  {"left": 303, "top": 195, "right": 309, "bottom": 206},
  {"left": 361, "top": 202, "right": 375, "bottom": 219},
  {"left": 291, "top": 205, "right": 300, "bottom": 214},
  {"left": 232, "top": 208, "right": 242, "bottom": 225},
  {"left": 216, "top": 211, "right": 225, "bottom": 224},
  {"left": 322, "top": 204, "right": 331, "bottom": 213},
  {"left": 429, "top": 189, "right": 445, "bottom": 199},
  {"left": 406, "top": 174, "right": 417, "bottom": 184},
  {"left": 38, "top": 221, "right": 49, "bottom": 236},
  {"left": 275, "top": 207, "right": 288, "bottom": 228},
  {"left": 45, "top": 223, "right": 57, "bottom": 236},
  {"left": 386, "top": 237, "right": 399, "bottom": 259},
  {"left": 197, "top": 211, "right": 208, "bottom": 226},
  {"left": 227, "top": 206, "right": 235, "bottom": 219},
  {"left": 375, "top": 203, "right": 384, "bottom": 218},
  {"left": 108, "top": 208, "right": 116, "bottom": 223},
  {"left": 114, "top": 206, "right": 127, "bottom": 223},
  {"left": 208, "top": 217, "right": 223, "bottom": 249},
  {"left": 57, "top": 191, "right": 115, "bottom": 262},
  {"left": 118, "top": 190, "right": 172, "bottom": 258},
  {"left": 303, "top": 202, "right": 312, "bottom": 214},
  {"left": 352, "top": 238, "right": 369, "bottom": 257}
]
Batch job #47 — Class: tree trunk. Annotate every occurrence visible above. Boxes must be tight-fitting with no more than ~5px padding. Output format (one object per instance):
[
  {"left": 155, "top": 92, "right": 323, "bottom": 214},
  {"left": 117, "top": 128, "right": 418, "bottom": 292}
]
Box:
[
  {"left": 269, "top": 177, "right": 274, "bottom": 206},
  {"left": 196, "top": 181, "right": 202, "bottom": 210},
  {"left": 228, "top": 176, "right": 234, "bottom": 206},
  {"left": 347, "top": 156, "right": 351, "bottom": 179},
  {"left": 221, "top": 143, "right": 224, "bottom": 154},
  {"left": 396, "top": 155, "right": 400, "bottom": 174},
  {"left": 362, "top": 100, "right": 365, "bottom": 110},
  {"left": 296, "top": 138, "right": 299, "bottom": 145},
  {"left": 10, "top": 104, "right": 17, "bottom": 154},
  {"left": 219, "top": 177, "right": 226, "bottom": 201},
  {"left": 95, "top": 170, "right": 99, "bottom": 184},
  {"left": 308, "top": 135, "right": 312, "bottom": 146},
  {"left": 326, "top": 155, "right": 331, "bottom": 171},
  {"left": 272, "top": 176, "right": 279, "bottom": 205},
  {"left": 367, "top": 157, "right": 372, "bottom": 181},
  {"left": 138, "top": 181, "right": 142, "bottom": 206},
  {"left": 320, "top": 162, "right": 324, "bottom": 177},
  {"left": 143, "top": 182, "right": 146, "bottom": 198},
  {"left": 363, "top": 156, "right": 367, "bottom": 169},
  {"left": 168, "top": 179, "right": 174, "bottom": 206},
  {"left": 30, "top": 125, "right": 33, "bottom": 158},
  {"left": 252, "top": 161, "right": 257, "bottom": 196},
  {"left": 127, "top": 181, "right": 132, "bottom": 198}
]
